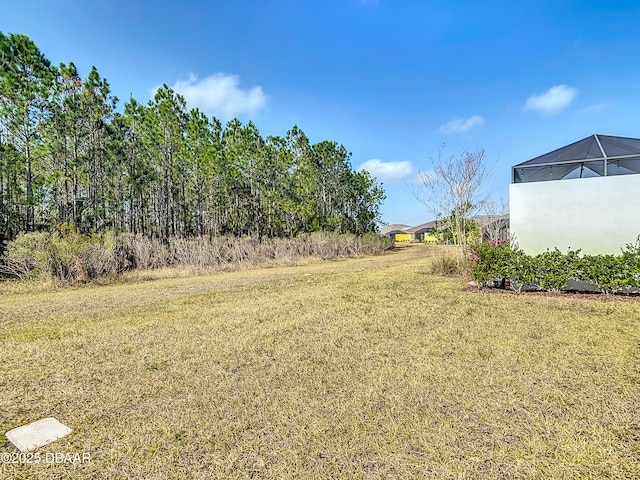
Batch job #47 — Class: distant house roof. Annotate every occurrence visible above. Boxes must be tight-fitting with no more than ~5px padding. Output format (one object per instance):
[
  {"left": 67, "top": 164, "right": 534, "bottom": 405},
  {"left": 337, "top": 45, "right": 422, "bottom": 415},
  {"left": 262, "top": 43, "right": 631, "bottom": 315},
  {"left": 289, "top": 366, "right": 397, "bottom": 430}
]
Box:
[
  {"left": 379, "top": 224, "right": 411, "bottom": 235},
  {"left": 404, "top": 220, "right": 438, "bottom": 233},
  {"left": 473, "top": 214, "right": 509, "bottom": 228}
]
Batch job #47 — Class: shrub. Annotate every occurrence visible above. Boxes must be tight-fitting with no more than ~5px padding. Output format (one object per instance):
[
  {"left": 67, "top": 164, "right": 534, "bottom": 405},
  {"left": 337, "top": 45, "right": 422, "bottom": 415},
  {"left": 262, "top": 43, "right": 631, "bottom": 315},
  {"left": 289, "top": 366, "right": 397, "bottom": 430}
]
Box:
[
  {"left": 533, "top": 248, "right": 583, "bottom": 291},
  {"left": 620, "top": 236, "right": 640, "bottom": 287},
  {"left": 469, "top": 235, "right": 640, "bottom": 293},
  {"left": 578, "top": 254, "right": 626, "bottom": 291},
  {"left": 1, "top": 229, "right": 128, "bottom": 283},
  {"left": 1, "top": 231, "right": 53, "bottom": 280},
  {"left": 469, "top": 240, "right": 532, "bottom": 284}
]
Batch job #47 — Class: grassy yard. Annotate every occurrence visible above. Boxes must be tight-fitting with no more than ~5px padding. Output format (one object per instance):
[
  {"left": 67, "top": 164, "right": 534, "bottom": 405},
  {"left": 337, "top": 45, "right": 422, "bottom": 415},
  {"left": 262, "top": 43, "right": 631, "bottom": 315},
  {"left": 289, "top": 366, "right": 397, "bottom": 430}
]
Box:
[{"left": 1, "top": 244, "right": 639, "bottom": 479}]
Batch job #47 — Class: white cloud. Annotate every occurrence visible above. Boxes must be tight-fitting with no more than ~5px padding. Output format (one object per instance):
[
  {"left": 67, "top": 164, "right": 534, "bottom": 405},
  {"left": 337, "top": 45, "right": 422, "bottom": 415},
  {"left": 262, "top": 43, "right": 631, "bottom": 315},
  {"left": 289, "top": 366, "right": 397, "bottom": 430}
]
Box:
[
  {"left": 524, "top": 84, "right": 578, "bottom": 116},
  {"left": 359, "top": 159, "right": 413, "bottom": 183},
  {"left": 438, "top": 115, "right": 484, "bottom": 134},
  {"left": 168, "top": 72, "right": 267, "bottom": 118}
]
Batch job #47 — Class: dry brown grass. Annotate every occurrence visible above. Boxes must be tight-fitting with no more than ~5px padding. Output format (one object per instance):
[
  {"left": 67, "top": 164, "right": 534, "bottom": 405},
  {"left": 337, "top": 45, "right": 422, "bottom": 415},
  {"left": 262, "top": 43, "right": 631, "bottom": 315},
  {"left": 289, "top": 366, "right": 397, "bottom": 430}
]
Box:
[{"left": 1, "top": 244, "right": 639, "bottom": 479}]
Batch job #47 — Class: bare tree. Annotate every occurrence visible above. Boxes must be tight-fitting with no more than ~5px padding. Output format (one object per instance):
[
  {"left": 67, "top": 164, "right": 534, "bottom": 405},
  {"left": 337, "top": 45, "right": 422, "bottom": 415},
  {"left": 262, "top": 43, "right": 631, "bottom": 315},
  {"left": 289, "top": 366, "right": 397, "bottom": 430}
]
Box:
[
  {"left": 479, "top": 197, "right": 509, "bottom": 243},
  {"left": 411, "top": 146, "right": 491, "bottom": 255}
]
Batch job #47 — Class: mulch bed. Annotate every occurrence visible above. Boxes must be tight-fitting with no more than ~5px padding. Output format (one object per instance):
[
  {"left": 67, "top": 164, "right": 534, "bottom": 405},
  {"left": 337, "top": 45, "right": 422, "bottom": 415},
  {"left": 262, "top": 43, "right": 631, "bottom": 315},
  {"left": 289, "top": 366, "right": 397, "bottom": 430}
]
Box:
[{"left": 462, "top": 284, "right": 640, "bottom": 303}]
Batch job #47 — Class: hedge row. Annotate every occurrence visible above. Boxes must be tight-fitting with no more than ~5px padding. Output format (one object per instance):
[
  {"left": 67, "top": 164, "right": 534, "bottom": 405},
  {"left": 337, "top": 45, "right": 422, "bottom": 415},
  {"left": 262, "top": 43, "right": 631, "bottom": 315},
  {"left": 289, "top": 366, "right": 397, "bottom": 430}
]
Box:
[{"left": 469, "top": 237, "right": 640, "bottom": 292}]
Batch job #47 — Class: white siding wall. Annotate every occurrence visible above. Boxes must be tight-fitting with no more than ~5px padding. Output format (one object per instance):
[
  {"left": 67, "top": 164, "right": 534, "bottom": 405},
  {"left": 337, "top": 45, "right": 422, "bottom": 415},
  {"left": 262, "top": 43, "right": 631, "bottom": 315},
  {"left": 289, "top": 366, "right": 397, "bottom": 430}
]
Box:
[{"left": 509, "top": 174, "right": 640, "bottom": 255}]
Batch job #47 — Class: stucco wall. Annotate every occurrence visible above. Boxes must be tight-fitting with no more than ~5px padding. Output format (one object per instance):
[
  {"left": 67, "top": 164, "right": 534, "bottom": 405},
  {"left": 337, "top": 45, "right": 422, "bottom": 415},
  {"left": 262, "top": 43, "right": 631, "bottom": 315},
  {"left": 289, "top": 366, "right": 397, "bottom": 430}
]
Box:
[{"left": 509, "top": 174, "right": 640, "bottom": 255}]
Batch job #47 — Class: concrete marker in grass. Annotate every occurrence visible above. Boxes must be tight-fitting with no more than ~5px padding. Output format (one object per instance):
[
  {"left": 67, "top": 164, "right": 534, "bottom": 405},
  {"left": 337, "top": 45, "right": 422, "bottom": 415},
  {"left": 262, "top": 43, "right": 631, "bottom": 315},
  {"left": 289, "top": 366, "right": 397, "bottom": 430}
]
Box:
[{"left": 5, "top": 418, "right": 72, "bottom": 452}]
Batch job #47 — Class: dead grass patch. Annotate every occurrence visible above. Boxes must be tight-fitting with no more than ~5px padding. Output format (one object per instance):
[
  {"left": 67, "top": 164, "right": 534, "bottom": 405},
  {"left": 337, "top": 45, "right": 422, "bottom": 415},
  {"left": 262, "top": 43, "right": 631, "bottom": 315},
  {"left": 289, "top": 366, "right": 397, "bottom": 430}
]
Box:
[{"left": 1, "top": 244, "right": 638, "bottom": 479}]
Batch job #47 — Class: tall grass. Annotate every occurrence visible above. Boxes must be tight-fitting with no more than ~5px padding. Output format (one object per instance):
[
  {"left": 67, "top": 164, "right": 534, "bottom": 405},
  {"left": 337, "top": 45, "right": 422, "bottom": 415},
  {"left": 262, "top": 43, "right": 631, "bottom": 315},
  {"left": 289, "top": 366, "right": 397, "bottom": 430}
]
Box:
[
  {"left": 0, "top": 231, "right": 392, "bottom": 284},
  {"left": 427, "top": 245, "right": 472, "bottom": 276}
]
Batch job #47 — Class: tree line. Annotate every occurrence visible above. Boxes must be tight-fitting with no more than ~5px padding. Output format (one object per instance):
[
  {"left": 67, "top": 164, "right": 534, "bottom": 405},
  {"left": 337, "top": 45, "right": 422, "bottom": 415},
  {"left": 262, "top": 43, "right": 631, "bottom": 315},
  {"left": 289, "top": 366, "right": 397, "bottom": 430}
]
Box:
[{"left": 0, "top": 32, "right": 385, "bottom": 249}]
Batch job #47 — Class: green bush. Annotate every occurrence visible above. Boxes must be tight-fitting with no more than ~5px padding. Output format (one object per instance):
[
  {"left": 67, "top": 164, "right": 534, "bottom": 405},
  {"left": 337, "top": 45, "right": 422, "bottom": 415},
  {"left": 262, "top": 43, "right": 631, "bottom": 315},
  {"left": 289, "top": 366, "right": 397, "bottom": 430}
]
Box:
[
  {"left": 578, "top": 254, "right": 625, "bottom": 290},
  {"left": 620, "top": 236, "right": 640, "bottom": 286},
  {"left": 533, "top": 248, "right": 583, "bottom": 290},
  {"left": 468, "top": 240, "right": 532, "bottom": 285},
  {"left": 469, "top": 236, "right": 640, "bottom": 292}
]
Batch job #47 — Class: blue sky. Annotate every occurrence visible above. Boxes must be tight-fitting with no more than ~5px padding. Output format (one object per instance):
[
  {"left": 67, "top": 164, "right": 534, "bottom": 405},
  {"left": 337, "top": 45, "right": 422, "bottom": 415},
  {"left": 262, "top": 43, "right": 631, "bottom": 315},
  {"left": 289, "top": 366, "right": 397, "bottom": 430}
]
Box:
[{"left": 3, "top": 0, "right": 640, "bottom": 226}]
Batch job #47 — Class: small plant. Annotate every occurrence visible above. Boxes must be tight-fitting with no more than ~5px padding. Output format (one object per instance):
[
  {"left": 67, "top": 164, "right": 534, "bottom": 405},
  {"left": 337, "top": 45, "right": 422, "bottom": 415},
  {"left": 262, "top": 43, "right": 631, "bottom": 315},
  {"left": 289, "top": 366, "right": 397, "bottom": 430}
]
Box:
[{"left": 430, "top": 255, "right": 471, "bottom": 276}]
